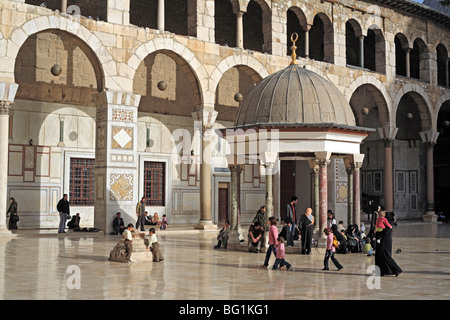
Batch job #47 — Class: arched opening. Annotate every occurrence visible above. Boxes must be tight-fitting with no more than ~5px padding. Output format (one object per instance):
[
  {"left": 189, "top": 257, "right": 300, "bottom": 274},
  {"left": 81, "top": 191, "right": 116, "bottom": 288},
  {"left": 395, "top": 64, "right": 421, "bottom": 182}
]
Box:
[
  {"left": 286, "top": 7, "right": 307, "bottom": 57},
  {"left": 394, "top": 92, "right": 431, "bottom": 218},
  {"left": 133, "top": 50, "right": 202, "bottom": 117},
  {"left": 214, "top": 65, "right": 262, "bottom": 122},
  {"left": 437, "top": 44, "right": 449, "bottom": 87},
  {"left": 410, "top": 38, "right": 427, "bottom": 80},
  {"left": 309, "top": 13, "right": 333, "bottom": 63},
  {"left": 395, "top": 33, "right": 408, "bottom": 77},
  {"left": 243, "top": 0, "right": 271, "bottom": 53},
  {"left": 350, "top": 84, "right": 389, "bottom": 212},
  {"left": 435, "top": 100, "right": 450, "bottom": 214},
  {"left": 364, "top": 26, "right": 386, "bottom": 73},
  {"left": 346, "top": 19, "right": 362, "bottom": 67},
  {"left": 12, "top": 29, "right": 104, "bottom": 228},
  {"left": 215, "top": 0, "right": 236, "bottom": 48}
]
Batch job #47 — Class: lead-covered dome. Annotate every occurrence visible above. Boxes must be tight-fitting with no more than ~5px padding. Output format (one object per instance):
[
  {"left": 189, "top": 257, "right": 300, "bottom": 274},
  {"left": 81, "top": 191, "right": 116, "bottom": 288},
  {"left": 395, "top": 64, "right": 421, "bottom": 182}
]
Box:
[{"left": 235, "top": 64, "right": 356, "bottom": 128}]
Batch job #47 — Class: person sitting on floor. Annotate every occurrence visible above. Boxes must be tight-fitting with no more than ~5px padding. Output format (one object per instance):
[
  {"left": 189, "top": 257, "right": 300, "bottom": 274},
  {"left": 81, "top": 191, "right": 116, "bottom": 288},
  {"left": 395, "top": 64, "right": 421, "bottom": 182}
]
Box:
[
  {"left": 248, "top": 221, "right": 264, "bottom": 253},
  {"left": 67, "top": 213, "right": 81, "bottom": 230},
  {"left": 214, "top": 220, "right": 230, "bottom": 249}
]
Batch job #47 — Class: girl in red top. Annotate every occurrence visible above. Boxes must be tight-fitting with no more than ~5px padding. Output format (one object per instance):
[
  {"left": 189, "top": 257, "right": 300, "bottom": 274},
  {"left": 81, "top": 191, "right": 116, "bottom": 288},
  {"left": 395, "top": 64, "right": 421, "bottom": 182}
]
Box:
[
  {"left": 261, "top": 217, "right": 278, "bottom": 268},
  {"left": 322, "top": 227, "right": 343, "bottom": 271}
]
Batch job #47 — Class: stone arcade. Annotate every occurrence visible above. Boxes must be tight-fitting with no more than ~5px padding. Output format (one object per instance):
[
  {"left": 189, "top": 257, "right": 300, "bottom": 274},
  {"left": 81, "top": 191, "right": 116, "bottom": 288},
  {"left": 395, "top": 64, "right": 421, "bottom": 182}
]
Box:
[{"left": 1, "top": 0, "right": 450, "bottom": 236}]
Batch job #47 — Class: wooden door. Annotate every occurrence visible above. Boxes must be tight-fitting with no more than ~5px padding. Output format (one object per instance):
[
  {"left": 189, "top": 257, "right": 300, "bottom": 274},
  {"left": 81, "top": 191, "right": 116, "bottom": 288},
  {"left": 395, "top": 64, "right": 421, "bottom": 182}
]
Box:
[
  {"left": 218, "top": 188, "right": 229, "bottom": 223},
  {"left": 280, "top": 160, "right": 296, "bottom": 222}
]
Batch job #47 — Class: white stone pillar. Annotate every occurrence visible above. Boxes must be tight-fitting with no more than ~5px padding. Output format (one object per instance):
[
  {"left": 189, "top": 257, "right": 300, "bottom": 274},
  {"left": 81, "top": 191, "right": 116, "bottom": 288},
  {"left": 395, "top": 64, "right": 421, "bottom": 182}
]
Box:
[
  {"left": 92, "top": 91, "right": 141, "bottom": 234},
  {"left": 405, "top": 48, "right": 411, "bottom": 78},
  {"left": 61, "top": 0, "right": 67, "bottom": 13},
  {"left": 158, "top": 0, "right": 165, "bottom": 31},
  {"left": 236, "top": 11, "right": 244, "bottom": 49},
  {"left": 192, "top": 110, "right": 218, "bottom": 230},
  {"left": 359, "top": 35, "right": 365, "bottom": 68},
  {"left": 304, "top": 25, "right": 311, "bottom": 58},
  {"left": 0, "top": 83, "right": 18, "bottom": 236},
  {"left": 227, "top": 164, "right": 242, "bottom": 245}
]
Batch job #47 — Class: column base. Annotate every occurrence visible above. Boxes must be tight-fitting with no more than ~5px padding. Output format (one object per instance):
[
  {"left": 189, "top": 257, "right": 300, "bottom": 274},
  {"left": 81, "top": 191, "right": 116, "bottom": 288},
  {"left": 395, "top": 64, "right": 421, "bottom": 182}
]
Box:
[
  {"left": 0, "top": 226, "right": 16, "bottom": 237},
  {"left": 227, "top": 230, "right": 241, "bottom": 245},
  {"left": 193, "top": 220, "right": 218, "bottom": 230},
  {"left": 422, "top": 212, "right": 437, "bottom": 222}
]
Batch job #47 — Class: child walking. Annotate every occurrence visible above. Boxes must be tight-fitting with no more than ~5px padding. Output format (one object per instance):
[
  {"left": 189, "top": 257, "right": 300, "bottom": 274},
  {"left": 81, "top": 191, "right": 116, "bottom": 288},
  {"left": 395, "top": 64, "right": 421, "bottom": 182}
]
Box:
[
  {"left": 261, "top": 217, "right": 278, "bottom": 268},
  {"left": 272, "top": 237, "right": 291, "bottom": 270},
  {"left": 323, "top": 227, "right": 343, "bottom": 271},
  {"left": 147, "top": 228, "right": 164, "bottom": 262}
]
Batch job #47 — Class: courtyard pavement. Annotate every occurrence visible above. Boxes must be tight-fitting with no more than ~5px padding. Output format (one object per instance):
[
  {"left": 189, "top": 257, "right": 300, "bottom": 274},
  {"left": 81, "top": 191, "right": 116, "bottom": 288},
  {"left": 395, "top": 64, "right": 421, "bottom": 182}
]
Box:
[{"left": 0, "top": 221, "right": 449, "bottom": 302}]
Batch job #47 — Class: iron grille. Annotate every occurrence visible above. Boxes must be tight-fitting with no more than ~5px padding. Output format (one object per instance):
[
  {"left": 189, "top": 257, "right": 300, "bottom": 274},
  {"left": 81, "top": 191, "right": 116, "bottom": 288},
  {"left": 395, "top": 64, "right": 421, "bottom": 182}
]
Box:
[{"left": 69, "top": 158, "right": 95, "bottom": 206}]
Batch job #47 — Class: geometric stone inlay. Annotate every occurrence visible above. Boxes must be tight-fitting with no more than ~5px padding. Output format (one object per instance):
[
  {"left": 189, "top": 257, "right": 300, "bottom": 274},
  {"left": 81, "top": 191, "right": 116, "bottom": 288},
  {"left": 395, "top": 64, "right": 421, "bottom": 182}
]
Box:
[
  {"left": 112, "top": 108, "right": 133, "bottom": 122},
  {"left": 112, "top": 127, "right": 133, "bottom": 149},
  {"left": 110, "top": 174, "right": 133, "bottom": 201}
]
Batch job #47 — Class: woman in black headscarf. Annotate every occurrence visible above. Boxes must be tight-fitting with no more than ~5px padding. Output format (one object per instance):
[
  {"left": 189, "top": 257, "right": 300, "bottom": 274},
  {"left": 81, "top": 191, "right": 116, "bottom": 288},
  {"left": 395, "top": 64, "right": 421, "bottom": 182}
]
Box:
[
  {"left": 7, "top": 197, "right": 19, "bottom": 229},
  {"left": 375, "top": 210, "right": 402, "bottom": 277}
]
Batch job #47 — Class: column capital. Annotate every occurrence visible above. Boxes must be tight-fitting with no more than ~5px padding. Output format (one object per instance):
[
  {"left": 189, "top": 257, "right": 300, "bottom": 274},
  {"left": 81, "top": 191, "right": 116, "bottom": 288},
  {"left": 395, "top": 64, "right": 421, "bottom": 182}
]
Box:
[
  {"left": 92, "top": 90, "right": 141, "bottom": 108},
  {"left": 420, "top": 130, "right": 439, "bottom": 147},
  {"left": 192, "top": 109, "right": 218, "bottom": 130},
  {"left": 315, "top": 151, "right": 331, "bottom": 168},
  {"left": 378, "top": 126, "right": 398, "bottom": 142},
  {"left": 0, "top": 101, "right": 12, "bottom": 115},
  {"left": 344, "top": 154, "right": 365, "bottom": 170}
]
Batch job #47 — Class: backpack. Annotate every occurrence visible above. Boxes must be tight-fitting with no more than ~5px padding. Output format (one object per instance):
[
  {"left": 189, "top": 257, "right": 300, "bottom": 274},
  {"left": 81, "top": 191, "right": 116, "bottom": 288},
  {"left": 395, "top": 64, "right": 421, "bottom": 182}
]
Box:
[{"left": 332, "top": 235, "right": 339, "bottom": 248}]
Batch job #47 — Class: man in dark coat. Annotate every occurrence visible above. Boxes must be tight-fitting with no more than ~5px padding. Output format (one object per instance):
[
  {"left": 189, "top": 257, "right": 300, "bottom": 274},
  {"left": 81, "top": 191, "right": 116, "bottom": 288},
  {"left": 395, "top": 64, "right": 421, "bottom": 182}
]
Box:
[
  {"left": 57, "top": 194, "right": 70, "bottom": 234},
  {"left": 285, "top": 196, "right": 298, "bottom": 246},
  {"left": 113, "top": 212, "right": 125, "bottom": 235}
]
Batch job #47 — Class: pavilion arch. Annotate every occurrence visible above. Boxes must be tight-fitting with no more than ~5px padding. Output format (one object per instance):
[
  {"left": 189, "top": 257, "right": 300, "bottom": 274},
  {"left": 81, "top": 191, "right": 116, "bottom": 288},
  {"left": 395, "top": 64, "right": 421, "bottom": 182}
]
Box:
[
  {"left": 6, "top": 15, "right": 115, "bottom": 91},
  {"left": 345, "top": 77, "right": 392, "bottom": 127},
  {"left": 127, "top": 38, "right": 210, "bottom": 107}
]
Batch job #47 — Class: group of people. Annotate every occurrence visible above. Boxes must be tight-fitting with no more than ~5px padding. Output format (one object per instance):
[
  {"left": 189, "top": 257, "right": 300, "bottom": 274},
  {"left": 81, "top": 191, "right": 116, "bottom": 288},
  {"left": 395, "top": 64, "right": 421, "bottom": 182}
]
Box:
[
  {"left": 214, "top": 196, "right": 402, "bottom": 276},
  {"left": 134, "top": 197, "right": 168, "bottom": 232},
  {"left": 121, "top": 223, "right": 164, "bottom": 263}
]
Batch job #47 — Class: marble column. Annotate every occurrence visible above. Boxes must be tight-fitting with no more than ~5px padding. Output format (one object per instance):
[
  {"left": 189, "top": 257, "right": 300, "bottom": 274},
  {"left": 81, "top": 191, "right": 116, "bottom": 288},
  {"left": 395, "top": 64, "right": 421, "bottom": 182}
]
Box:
[
  {"left": 228, "top": 164, "right": 243, "bottom": 245},
  {"left": 236, "top": 11, "right": 244, "bottom": 49},
  {"left": 304, "top": 25, "right": 312, "bottom": 58},
  {"left": 352, "top": 154, "right": 365, "bottom": 229},
  {"left": 420, "top": 130, "right": 439, "bottom": 222},
  {"left": 345, "top": 165, "right": 353, "bottom": 226},
  {"left": 315, "top": 152, "right": 331, "bottom": 235},
  {"left": 405, "top": 48, "right": 411, "bottom": 78},
  {"left": 192, "top": 110, "right": 218, "bottom": 230},
  {"left": 157, "top": 0, "right": 165, "bottom": 31},
  {"left": 308, "top": 159, "right": 319, "bottom": 230},
  {"left": 359, "top": 35, "right": 365, "bottom": 68},
  {"left": 92, "top": 91, "right": 141, "bottom": 234},
  {"left": 0, "top": 82, "right": 19, "bottom": 236},
  {"left": 61, "top": 0, "right": 67, "bottom": 13},
  {"left": 378, "top": 127, "right": 398, "bottom": 213}
]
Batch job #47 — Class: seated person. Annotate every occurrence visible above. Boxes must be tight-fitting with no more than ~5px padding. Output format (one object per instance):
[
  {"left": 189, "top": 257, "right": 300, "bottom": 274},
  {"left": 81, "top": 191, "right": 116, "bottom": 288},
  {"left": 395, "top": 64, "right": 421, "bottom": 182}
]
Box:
[
  {"left": 214, "top": 220, "right": 230, "bottom": 249},
  {"left": 67, "top": 213, "right": 80, "bottom": 230},
  {"left": 152, "top": 212, "right": 161, "bottom": 225},
  {"left": 160, "top": 214, "right": 168, "bottom": 230},
  {"left": 248, "top": 221, "right": 264, "bottom": 253},
  {"left": 112, "top": 212, "right": 125, "bottom": 235},
  {"left": 144, "top": 211, "right": 154, "bottom": 225}
]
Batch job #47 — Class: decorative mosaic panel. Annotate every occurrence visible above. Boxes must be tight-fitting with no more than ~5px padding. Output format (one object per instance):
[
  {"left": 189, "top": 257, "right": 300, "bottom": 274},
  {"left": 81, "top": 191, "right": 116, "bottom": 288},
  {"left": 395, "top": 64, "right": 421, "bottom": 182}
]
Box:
[
  {"left": 112, "top": 127, "right": 133, "bottom": 149},
  {"left": 112, "top": 108, "right": 133, "bottom": 122},
  {"left": 336, "top": 181, "right": 348, "bottom": 203},
  {"left": 110, "top": 174, "right": 133, "bottom": 201},
  {"left": 97, "top": 126, "right": 105, "bottom": 149}
]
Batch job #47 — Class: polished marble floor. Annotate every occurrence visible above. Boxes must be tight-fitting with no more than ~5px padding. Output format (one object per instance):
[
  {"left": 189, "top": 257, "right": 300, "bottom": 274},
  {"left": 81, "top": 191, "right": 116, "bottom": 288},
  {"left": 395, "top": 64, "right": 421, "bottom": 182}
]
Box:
[{"left": 0, "top": 221, "right": 449, "bottom": 300}]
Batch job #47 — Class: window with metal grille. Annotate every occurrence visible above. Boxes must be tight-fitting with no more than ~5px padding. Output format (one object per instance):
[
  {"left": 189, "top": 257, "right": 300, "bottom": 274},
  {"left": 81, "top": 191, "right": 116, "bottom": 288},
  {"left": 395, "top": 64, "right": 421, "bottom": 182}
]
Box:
[
  {"left": 69, "top": 158, "right": 95, "bottom": 206},
  {"left": 144, "top": 161, "right": 165, "bottom": 206}
]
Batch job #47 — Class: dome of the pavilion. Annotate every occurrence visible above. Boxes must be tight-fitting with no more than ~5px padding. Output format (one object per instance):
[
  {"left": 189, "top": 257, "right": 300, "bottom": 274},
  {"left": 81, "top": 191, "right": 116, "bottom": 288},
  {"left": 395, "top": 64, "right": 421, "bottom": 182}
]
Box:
[{"left": 234, "top": 63, "right": 356, "bottom": 128}]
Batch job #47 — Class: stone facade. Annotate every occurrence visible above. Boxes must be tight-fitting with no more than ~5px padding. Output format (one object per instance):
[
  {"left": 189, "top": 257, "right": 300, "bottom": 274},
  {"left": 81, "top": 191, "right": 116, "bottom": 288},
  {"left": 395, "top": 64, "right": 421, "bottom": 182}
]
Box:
[{"left": 1, "top": 0, "right": 450, "bottom": 231}]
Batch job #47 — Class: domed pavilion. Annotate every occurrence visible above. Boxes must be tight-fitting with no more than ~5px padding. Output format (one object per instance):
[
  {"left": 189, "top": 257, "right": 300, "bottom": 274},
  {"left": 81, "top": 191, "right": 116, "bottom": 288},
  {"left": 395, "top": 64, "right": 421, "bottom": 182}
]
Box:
[{"left": 222, "top": 35, "right": 374, "bottom": 243}]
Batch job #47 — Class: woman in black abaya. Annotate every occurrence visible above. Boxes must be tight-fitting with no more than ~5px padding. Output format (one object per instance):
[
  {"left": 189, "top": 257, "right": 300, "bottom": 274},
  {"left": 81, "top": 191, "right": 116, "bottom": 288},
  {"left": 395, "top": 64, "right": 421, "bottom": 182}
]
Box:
[{"left": 375, "top": 224, "right": 402, "bottom": 276}]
